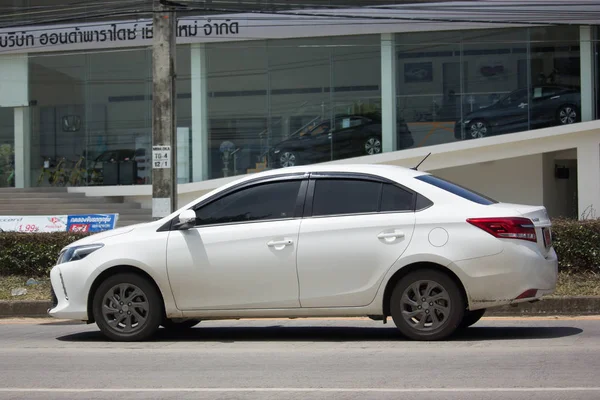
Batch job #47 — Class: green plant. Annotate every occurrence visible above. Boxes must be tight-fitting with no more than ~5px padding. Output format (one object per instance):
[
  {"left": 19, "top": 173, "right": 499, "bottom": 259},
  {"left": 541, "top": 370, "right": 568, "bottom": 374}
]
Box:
[
  {"left": 552, "top": 218, "right": 600, "bottom": 273},
  {"left": 0, "top": 232, "right": 89, "bottom": 277}
]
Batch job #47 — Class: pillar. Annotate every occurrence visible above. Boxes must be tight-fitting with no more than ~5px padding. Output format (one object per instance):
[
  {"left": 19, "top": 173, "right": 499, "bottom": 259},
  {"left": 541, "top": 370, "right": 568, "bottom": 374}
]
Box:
[
  {"left": 14, "top": 107, "right": 31, "bottom": 188},
  {"left": 381, "top": 33, "right": 397, "bottom": 153},
  {"left": 580, "top": 26, "right": 595, "bottom": 122},
  {"left": 577, "top": 138, "right": 600, "bottom": 219},
  {"left": 191, "top": 43, "right": 209, "bottom": 182}
]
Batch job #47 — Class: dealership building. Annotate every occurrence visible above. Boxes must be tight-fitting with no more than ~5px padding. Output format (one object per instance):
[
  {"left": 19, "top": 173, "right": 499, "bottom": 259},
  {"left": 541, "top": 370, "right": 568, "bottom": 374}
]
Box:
[{"left": 1, "top": 1, "right": 600, "bottom": 219}]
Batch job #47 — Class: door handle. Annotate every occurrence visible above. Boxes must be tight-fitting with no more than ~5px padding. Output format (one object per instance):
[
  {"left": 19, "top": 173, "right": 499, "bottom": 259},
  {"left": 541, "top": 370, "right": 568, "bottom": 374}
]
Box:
[
  {"left": 551, "top": 95, "right": 560, "bottom": 100},
  {"left": 377, "top": 230, "right": 405, "bottom": 240},
  {"left": 267, "top": 239, "right": 293, "bottom": 247}
]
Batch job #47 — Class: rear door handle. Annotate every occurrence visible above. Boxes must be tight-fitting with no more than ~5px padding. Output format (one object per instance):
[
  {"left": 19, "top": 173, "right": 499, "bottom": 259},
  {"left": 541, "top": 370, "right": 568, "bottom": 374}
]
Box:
[
  {"left": 377, "top": 230, "right": 405, "bottom": 240},
  {"left": 267, "top": 239, "right": 293, "bottom": 247}
]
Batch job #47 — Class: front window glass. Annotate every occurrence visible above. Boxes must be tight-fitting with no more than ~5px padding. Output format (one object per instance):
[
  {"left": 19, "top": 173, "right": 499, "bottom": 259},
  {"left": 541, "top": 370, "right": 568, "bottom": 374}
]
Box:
[{"left": 195, "top": 180, "right": 301, "bottom": 226}]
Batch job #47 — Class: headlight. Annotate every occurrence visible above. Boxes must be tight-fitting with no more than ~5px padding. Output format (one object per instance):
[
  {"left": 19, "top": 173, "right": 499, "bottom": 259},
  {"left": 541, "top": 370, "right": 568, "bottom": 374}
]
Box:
[
  {"left": 273, "top": 149, "right": 281, "bottom": 154},
  {"left": 58, "top": 244, "right": 104, "bottom": 264},
  {"left": 463, "top": 119, "right": 471, "bottom": 125}
]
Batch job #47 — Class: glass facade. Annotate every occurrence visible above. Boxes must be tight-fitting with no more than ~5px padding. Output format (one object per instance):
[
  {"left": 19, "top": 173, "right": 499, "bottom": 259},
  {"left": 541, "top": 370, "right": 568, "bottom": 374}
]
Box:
[
  {"left": 206, "top": 35, "right": 381, "bottom": 178},
  {"left": 27, "top": 46, "right": 190, "bottom": 187},
  {"left": 0, "top": 107, "right": 14, "bottom": 188},
  {"left": 0, "top": 25, "right": 592, "bottom": 188},
  {"left": 396, "top": 26, "right": 581, "bottom": 147}
]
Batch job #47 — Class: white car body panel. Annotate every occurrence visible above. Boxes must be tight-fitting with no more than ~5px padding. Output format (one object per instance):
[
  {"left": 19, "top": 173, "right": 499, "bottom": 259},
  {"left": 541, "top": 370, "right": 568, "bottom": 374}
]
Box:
[
  {"left": 166, "top": 220, "right": 302, "bottom": 310},
  {"left": 48, "top": 164, "right": 558, "bottom": 326},
  {"left": 297, "top": 212, "right": 415, "bottom": 307}
]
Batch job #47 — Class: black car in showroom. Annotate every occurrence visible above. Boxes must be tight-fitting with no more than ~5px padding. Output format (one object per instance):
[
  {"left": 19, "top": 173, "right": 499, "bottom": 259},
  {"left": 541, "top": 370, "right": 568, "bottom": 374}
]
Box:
[
  {"left": 268, "top": 113, "right": 414, "bottom": 168},
  {"left": 454, "top": 85, "right": 581, "bottom": 140}
]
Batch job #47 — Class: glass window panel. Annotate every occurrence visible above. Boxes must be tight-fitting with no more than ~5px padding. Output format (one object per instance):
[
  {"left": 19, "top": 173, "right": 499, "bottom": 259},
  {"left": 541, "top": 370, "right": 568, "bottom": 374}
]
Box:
[
  {"left": 0, "top": 107, "right": 15, "bottom": 188},
  {"left": 312, "top": 179, "right": 381, "bottom": 216},
  {"left": 195, "top": 180, "right": 301, "bottom": 225}
]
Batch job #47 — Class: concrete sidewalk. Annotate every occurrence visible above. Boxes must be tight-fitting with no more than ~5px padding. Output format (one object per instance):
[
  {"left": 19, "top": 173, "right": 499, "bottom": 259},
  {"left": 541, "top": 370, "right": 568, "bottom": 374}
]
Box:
[{"left": 1, "top": 297, "right": 600, "bottom": 319}]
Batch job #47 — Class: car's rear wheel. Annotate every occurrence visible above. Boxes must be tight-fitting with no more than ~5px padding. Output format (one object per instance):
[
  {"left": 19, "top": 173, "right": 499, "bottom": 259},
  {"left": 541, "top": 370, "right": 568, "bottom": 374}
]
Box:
[
  {"left": 161, "top": 318, "right": 201, "bottom": 330},
  {"left": 557, "top": 104, "right": 579, "bottom": 125},
  {"left": 459, "top": 308, "right": 486, "bottom": 329},
  {"left": 279, "top": 151, "right": 298, "bottom": 168},
  {"left": 92, "top": 273, "right": 162, "bottom": 342},
  {"left": 390, "top": 269, "right": 464, "bottom": 341},
  {"left": 364, "top": 137, "right": 382, "bottom": 155},
  {"left": 467, "top": 119, "right": 490, "bottom": 139}
]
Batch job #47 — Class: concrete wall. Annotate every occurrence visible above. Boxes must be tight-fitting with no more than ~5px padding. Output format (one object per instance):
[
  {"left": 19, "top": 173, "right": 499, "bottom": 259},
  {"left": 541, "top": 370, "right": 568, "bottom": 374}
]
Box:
[{"left": 430, "top": 154, "right": 545, "bottom": 207}]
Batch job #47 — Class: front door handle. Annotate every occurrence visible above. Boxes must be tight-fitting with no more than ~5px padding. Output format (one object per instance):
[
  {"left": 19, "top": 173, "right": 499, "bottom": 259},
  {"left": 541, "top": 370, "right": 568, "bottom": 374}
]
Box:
[
  {"left": 267, "top": 239, "right": 294, "bottom": 248},
  {"left": 377, "top": 230, "right": 405, "bottom": 240}
]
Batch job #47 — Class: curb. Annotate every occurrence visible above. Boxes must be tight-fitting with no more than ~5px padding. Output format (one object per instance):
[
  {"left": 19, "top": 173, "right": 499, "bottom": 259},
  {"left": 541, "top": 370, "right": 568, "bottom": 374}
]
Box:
[
  {"left": 0, "top": 300, "right": 52, "bottom": 318},
  {"left": 486, "top": 296, "right": 600, "bottom": 316},
  {"left": 2, "top": 297, "right": 600, "bottom": 319}
]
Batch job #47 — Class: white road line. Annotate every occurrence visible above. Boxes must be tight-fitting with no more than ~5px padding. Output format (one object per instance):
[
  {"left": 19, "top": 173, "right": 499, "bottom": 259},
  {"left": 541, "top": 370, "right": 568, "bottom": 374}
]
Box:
[{"left": 1, "top": 388, "right": 600, "bottom": 393}]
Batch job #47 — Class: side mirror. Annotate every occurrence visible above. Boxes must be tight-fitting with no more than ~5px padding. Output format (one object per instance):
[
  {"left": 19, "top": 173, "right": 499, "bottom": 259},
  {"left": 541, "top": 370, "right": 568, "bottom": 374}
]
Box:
[{"left": 175, "top": 209, "right": 196, "bottom": 230}]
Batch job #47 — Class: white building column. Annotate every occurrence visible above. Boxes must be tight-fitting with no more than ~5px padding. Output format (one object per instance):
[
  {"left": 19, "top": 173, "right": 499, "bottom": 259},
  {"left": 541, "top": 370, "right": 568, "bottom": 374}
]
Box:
[
  {"left": 14, "top": 107, "right": 31, "bottom": 188},
  {"left": 191, "top": 43, "right": 209, "bottom": 182},
  {"left": 577, "top": 137, "right": 600, "bottom": 219},
  {"left": 381, "top": 33, "right": 397, "bottom": 153},
  {"left": 580, "top": 26, "right": 595, "bottom": 122}
]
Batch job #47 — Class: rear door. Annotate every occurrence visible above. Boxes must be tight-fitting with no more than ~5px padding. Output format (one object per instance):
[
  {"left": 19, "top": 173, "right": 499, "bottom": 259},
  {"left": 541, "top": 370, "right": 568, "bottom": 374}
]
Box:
[{"left": 296, "top": 174, "right": 416, "bottom": 307}]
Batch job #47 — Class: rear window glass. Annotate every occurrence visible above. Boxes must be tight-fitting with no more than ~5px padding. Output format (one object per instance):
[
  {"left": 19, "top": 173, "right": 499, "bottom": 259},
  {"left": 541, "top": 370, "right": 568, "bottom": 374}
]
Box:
[{"left": 415, "top": 175, "right": 498, "bottom": 205}]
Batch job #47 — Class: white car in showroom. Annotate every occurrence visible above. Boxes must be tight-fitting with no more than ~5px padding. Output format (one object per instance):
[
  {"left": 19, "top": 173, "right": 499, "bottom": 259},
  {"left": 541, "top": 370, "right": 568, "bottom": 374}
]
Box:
[{"left": 49, "top": 164, "right": 557, "bottom": 341}]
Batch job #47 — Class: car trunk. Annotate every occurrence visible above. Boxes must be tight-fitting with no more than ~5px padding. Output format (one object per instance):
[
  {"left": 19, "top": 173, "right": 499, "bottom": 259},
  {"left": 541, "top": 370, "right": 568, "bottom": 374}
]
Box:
[{"left": 489, "top": 203, "right": 553, "bottom": 257}]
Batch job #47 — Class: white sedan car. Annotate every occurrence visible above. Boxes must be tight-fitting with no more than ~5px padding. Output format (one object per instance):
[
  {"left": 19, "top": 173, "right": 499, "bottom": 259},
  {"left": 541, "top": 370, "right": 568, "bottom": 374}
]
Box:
[{"left": 49, "top": 164, "right": 557, "bottom": 341}]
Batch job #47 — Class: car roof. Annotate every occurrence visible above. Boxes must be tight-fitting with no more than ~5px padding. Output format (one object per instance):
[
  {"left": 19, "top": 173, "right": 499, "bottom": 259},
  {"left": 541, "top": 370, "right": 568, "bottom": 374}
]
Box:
[{"left": 238, "top": 164, "right": 428, "bottom": 182}]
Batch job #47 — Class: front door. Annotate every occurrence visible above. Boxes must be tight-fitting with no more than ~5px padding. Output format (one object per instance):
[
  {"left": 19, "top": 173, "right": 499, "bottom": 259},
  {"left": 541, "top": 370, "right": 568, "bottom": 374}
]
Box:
[
  {"left": 166, "top": 179, "right": 305, "bottom": 310},
  {"left": 297, "top": 176, "right": 416, "bottom": 308}
]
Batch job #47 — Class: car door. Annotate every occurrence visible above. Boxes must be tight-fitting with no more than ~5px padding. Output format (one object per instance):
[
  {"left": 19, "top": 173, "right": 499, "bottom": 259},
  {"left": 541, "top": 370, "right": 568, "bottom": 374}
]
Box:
[
  {"left": 529, "top": 86, "right": 563, "bottom": 127},
  {"left": 492, "top": 88, "right": 530, "bottom": 133},
  {"left": 296, "top": 174, "right": 416, "bottom": 308},
  {"left": 166, "top": 177, "right": 307, "bottom": 310}
]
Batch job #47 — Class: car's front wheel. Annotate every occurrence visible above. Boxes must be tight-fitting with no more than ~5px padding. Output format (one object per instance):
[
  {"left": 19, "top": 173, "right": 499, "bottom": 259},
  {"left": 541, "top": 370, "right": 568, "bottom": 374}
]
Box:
[
  {"left": 279, "top": 151, "right": 299, "bottom": 168},
  {"left": 92, "top": 273, "right": 162, "bottom": 342},
  {"left": 467, "top": 119, "right": 490, "bottom": 139},
  {"left": 390, "top": 269, "right": 464, "bottom": 341},
  {"left": 161, "top": 318, "right": 201, "bottom": 330}
]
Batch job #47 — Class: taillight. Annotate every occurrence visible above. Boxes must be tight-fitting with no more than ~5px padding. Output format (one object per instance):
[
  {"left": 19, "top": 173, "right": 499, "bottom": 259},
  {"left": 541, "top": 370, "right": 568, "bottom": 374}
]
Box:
[{"left": 466, "top": 217, "right": 537, "bottom": 242}]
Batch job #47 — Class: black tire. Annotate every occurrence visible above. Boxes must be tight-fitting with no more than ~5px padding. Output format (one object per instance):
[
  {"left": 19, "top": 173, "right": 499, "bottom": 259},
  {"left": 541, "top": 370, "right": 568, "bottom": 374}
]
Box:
[
  {"left": 459, "top": 308, "right": 486, "bottom": 329},
  {"left": 556, "top": 104, "right": 579, "bottom": 125},
  {"left": 92, "top": 273, "right": 162, "bottom": 342},
  {"left": 364, "top": 136, "right": 382, "bottom": 155},
  {"left": 278, "top": 150, "right": 299, "bottom": 168},
  {"left": 161, "top": 318, "right": 201, "bottom": 330},
  {"left": 390, "top": 269, "right": 465, "bottom": 341},
  {"left": 466, "top": 119, "right": 490, "bottom": 139}
]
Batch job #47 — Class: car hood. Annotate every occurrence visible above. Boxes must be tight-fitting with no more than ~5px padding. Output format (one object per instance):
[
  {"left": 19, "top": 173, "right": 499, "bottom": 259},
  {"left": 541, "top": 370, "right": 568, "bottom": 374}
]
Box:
[{"left": 63, "top": 223, "right": 144, "bottom": 249}]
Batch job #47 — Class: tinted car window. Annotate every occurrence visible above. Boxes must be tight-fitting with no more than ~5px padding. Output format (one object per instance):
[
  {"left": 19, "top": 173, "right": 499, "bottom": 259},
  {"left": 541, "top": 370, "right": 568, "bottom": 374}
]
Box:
[
  {"left": 195, "top": 181, "right": 301, "bottom": 226},
  {"left": 416, "top": 175, "right": 497, "bottom": 205},
  {"left": 380, "top": 184, "right": 414, "bottom": 212},
  {"left": 312, "top": 179, "right": 381, "bottom": 216}
]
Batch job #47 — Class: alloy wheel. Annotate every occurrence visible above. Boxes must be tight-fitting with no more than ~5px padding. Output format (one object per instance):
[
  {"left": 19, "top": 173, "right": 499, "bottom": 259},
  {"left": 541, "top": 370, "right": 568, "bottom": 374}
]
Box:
[
  {"left": 399, "top": 280, "right": 451, "bottom": 332},
  {"left": 279, "top": 152, "right": 297, "bottom": 168},
  {"left": 101, "top": 283, "right": 150, "bottom": 334},
  {"left": 365, "top": 138, "right": 382, "bottom": 155},
  {"left": 559, "top": 107, "right": 577, "bottom": 124},
  {"left": 469, "top": 121, "right": 488, "bottom": 138}
]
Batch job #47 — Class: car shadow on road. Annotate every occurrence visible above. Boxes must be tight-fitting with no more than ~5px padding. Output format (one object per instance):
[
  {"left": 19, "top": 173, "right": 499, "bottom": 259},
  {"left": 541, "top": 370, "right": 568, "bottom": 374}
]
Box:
[{"left": 55, "top": 325, "right": 583, "bottom": 343}]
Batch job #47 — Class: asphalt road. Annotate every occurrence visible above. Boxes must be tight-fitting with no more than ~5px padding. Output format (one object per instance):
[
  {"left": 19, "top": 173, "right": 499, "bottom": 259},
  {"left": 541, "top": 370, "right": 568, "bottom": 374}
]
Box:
[{"left": 0, "top": 316, "right": 599, "bottom": 400}]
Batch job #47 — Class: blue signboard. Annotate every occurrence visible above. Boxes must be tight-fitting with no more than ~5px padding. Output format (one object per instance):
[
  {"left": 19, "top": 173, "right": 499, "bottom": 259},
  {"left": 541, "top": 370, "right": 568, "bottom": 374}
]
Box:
[{"left": 66, "top": 214, "right": 119, "bottom": 233}]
